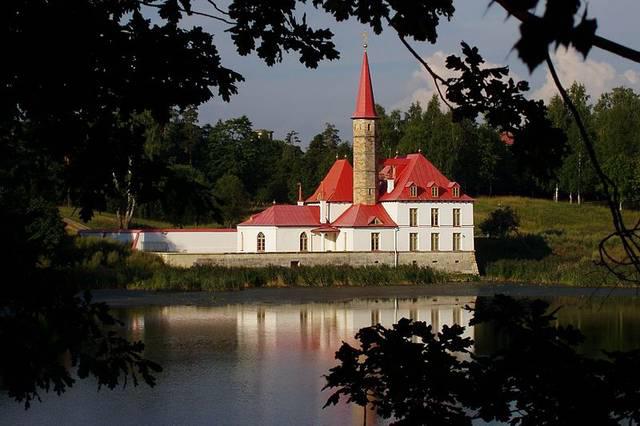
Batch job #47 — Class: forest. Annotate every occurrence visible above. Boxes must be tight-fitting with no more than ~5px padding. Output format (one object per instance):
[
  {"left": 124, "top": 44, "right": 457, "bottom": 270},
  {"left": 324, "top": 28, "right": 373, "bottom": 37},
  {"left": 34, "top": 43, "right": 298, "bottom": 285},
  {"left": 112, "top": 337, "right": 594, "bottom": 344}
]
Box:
[{"left": 93, "top": 82, "right": 640, "bottom": 229}]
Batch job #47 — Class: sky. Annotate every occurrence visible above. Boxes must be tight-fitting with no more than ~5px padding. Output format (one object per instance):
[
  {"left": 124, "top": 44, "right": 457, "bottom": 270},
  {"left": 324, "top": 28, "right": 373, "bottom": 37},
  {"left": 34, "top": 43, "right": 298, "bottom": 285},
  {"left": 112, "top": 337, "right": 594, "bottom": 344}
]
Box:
[{"left": 178, "top": 0, "right": 640, "bottom": 145}]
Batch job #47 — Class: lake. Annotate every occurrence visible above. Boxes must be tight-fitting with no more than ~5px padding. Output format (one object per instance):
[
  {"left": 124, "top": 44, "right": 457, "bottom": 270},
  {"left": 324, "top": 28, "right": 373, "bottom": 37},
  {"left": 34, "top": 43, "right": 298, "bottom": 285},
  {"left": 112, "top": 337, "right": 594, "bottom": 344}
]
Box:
[{"left": 2, "top": 286, "right": 640, "bottom": 425}]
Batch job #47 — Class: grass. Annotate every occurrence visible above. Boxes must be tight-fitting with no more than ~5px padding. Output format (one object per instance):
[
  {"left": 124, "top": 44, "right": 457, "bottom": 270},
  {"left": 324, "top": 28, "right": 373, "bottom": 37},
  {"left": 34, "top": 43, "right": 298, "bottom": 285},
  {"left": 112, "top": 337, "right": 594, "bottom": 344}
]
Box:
[
  {"left": 473, "top": 197, "right": 640, "bottom": 285},
  {"left": 68, "top": 237, "right": 459, "bottom": 291}
]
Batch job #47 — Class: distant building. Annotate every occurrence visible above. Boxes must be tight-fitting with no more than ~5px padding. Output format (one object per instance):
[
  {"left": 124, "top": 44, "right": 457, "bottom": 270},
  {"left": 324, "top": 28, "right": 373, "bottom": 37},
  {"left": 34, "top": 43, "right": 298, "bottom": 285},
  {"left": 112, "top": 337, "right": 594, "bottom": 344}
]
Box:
[
  {"left": 254, "top": 129, "right": 274, "bottom": 140},
  {"left": 81, "top": 47, "right": 477, "bottom": 273}
]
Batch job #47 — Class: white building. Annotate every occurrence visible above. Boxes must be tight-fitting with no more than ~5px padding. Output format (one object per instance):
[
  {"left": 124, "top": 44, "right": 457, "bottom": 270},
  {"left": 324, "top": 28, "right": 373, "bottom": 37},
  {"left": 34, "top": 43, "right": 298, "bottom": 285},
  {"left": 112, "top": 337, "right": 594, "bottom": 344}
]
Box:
[
  {"left": 81, "top": 47, "right": 475, "bottom": 270},
  {"left": 236, "top": 47, "right": 474, "bottom": 255}
]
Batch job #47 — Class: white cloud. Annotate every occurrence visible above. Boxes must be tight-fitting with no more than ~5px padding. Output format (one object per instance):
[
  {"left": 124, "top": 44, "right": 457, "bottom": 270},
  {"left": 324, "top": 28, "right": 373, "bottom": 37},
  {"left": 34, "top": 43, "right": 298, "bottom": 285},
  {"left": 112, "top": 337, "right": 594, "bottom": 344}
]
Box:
[
  {"left": 393, "top": 47, "right": 640, "bottom": 113},
  {"left": 391, "top": 51, "right": 521, "bottom": 112},
  {"left": 532, "top": 47, "right": 640, "bottom": 101}
]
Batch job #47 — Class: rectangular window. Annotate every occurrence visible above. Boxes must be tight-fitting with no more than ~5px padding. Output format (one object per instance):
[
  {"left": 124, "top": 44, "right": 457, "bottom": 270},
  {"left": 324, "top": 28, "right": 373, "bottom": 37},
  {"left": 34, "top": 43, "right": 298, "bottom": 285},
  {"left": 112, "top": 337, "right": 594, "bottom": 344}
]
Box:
[
  {"left": 409, "top": 233, "right": 418, "bottom": 252},
  {"left": 452, "top": 186, "right": 460, "bottom": 197},
  {"left": 431, "top": 186, "right": 439, "bottom": 197},
  {"left": 371, "top": 232, "right": 380, "bottom": 251},
  {"left": 409, "top": 208, "right": 418, "bottom": 227},
  {"left": 431, "top": 233, "right": 439, "bottom": 251},
  {"left": 453, "top": 233, "right": 461, "bottom": 251},
  {"left": 431, "top": 208, "right": 439, "bottom": 227},
  {"left": 453, "top": 208, "right": 461, "bottom": 227}
]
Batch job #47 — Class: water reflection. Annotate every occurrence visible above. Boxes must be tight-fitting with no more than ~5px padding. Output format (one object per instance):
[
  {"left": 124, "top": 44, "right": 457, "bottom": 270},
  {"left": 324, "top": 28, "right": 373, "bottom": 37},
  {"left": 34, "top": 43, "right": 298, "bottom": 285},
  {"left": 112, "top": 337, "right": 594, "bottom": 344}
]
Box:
[{"left": 1, "top": 295, "right": 639, "bottom": 425}]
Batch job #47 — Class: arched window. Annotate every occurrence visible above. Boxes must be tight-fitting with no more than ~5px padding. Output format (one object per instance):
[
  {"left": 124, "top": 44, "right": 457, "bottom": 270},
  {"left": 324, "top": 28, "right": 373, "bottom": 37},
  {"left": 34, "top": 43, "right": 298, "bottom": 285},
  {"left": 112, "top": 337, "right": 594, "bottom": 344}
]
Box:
[
  {"left": 257, "top": 232, "right": 265, "bottom": 252},
  {"left": 299, "top": 232, "right": 308, "bottom": 252}
]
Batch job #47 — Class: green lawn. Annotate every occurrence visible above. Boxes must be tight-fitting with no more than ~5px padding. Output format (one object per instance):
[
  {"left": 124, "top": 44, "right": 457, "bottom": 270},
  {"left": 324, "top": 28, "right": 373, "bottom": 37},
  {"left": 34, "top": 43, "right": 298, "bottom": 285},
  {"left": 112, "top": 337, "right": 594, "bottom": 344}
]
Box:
[{"left": 473, "top": 197, "right": 639, "bottom": 285}]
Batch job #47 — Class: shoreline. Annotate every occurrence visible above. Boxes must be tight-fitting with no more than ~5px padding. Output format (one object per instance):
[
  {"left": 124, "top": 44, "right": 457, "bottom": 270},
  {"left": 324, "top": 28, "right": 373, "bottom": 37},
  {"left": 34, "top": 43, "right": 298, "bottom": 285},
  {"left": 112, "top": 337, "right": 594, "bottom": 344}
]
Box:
[{"left": 93, "top": 283, "right": 640, "bottom": 308}]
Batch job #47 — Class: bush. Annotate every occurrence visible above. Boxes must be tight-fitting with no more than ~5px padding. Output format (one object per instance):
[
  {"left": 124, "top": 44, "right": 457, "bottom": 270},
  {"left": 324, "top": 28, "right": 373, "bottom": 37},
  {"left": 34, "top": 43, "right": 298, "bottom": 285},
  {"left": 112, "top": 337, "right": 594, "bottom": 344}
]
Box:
[{"left": 479, "top": 206, "right": 520, "bottom": 238}]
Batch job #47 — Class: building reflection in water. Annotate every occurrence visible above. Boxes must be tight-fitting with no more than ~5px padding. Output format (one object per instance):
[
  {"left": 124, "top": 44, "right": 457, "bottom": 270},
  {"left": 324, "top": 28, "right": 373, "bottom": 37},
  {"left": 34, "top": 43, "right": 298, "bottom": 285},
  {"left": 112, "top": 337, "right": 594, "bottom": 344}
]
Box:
[{"left": 121, "top": 296, "right": 476, "bottom": 425}]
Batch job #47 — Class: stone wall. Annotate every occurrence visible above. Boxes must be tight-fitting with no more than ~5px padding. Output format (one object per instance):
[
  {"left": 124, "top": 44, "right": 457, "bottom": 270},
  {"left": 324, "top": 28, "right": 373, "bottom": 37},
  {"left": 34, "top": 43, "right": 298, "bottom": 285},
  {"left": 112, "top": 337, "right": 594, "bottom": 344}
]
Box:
[{"left": 155, "top": 251, "right": 479, "bottom": 275}]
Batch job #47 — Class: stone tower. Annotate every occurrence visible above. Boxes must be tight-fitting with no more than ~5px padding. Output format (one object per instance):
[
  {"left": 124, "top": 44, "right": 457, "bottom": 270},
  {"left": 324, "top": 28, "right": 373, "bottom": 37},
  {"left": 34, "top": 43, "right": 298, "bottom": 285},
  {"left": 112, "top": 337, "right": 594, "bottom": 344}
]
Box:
[{"left": 352, "top": 48, "right": 378, "bottom": 205}]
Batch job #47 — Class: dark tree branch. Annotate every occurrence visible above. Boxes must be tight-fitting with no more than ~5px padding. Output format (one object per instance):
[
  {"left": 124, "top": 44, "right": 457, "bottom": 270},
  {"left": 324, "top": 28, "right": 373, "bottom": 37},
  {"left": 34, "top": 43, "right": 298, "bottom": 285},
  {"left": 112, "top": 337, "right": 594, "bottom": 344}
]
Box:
[
  {"left": 494, "top": 0, "right": 640, "bottom": 64},
  {"left": 206, "top": 0, "right": 230, "bottom": 16},
  {"left": 397, "top": 34, "right": 453, "bottom": 111}
]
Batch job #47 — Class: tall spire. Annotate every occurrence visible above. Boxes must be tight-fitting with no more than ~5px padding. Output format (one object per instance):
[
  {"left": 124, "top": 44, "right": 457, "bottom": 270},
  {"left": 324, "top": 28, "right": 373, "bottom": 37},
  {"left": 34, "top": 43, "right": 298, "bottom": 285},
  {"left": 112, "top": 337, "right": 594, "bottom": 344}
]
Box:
[{"left": 352, "top": 49, "right": 377, "bottom": 119}]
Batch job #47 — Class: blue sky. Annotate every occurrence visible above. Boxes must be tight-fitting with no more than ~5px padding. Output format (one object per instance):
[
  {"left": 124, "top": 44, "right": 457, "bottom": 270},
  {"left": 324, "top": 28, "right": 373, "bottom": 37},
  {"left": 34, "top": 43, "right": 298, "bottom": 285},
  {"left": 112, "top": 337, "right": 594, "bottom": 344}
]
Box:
[{"left": 180, "top": 0, "right": 640, "bottom": 145}]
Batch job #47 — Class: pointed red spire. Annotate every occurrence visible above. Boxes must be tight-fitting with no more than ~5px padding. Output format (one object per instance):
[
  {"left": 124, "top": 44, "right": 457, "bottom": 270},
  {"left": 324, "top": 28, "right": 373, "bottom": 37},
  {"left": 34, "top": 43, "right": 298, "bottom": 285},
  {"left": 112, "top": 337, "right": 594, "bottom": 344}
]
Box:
[{"left": 352, "top": 51, "right": 378, "bottom": 119}]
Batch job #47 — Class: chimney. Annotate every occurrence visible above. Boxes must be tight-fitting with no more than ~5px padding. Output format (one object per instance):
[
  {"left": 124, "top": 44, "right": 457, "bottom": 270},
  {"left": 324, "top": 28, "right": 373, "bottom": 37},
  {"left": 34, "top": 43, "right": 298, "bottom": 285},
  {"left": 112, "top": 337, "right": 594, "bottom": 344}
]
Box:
[
  {"left": 297, "top": 182, "right": 304, "bottom": 206},
  {"left": 386, "top": 166, "right": 395, "bottom": 193}
]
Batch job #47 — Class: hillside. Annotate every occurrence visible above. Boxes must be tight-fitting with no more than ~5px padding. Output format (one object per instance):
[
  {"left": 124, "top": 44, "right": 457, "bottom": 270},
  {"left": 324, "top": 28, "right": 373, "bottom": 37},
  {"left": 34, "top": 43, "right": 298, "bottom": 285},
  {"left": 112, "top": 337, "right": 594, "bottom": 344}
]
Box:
[{"left": 474, "top": 197, "right": 639, "bottom": 285}]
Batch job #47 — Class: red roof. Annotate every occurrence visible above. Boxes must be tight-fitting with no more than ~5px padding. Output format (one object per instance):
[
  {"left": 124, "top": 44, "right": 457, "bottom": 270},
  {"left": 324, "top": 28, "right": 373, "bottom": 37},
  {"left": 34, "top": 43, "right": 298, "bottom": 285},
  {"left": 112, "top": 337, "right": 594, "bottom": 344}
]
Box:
[
  {"left": 307, "top": 159, "right": 353, "bottom": 203},
  {"left": 311, "top": 225, "right": 340, "bottom": 233},
  {"left": 378, "top": 153, "right": 472, "bottom": 202},
  {"left": 352, "top": 51, "right": 378, "bottom": 119},
  {"left": 239, "top": 205, "right": 320, "bottom": 227},
  {"left": 332, "top": 204, "right": 397, "bottom": 228}
]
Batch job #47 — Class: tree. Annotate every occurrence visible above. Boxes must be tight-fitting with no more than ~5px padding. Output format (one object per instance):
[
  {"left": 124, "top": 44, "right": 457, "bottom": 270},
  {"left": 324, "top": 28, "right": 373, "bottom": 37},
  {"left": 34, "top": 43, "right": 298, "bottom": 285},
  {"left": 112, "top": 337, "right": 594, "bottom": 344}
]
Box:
[
  {"left": 1, "top": 0, "right": 245, "bottom": 404},
  {"left": 376, "top": 105, "right": 404, "bottom": 158},
  {"left": 593, "top": 88, "right": 640, "bottom": 209},
  {"left": 214, "top": 174, "right": 249, "bottom": 227},
  {"left": 548, "top": 83, "right": 598, "bottom": 203},
  {"left": 324, "top": 295, "right": 640, "bottom": 425},
  {"left": 160, "top": 165, "right": 219, "bottom": 227}
]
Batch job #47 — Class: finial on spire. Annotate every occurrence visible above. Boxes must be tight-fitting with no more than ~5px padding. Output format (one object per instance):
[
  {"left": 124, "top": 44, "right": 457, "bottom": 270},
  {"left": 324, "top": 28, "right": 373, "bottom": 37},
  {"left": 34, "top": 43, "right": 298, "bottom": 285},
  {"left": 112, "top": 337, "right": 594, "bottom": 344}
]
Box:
[{"left": 361, "top": 32, "right": 368, "bottom": 50}]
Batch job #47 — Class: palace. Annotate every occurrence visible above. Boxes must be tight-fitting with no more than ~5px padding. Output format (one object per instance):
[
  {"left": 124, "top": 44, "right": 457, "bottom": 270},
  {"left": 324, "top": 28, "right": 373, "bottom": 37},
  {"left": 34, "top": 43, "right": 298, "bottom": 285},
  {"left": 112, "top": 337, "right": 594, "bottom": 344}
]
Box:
[{"left": 81, "top": 48, "right": 478, "bottom": 274}]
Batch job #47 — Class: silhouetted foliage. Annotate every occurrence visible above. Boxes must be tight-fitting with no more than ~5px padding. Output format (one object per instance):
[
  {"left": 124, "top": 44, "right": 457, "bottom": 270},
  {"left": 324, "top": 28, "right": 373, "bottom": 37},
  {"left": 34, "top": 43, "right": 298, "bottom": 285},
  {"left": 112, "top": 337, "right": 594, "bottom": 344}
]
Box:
[{"left": 324, "top": 295, "right": 640, "bottom": 425}]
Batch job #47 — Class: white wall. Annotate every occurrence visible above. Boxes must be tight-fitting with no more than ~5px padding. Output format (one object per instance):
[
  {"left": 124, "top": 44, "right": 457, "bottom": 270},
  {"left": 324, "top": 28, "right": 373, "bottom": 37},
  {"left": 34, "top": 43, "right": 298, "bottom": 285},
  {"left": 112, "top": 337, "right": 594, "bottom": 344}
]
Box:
[
  {"left": 139, "top": 231, "right": 236, "bottom": 253},
  {"left": 276, "top": 227, "right": 315, "bottom": 252},
  {"left": 238, "top": 226, "right": 333, "bottom": 253},
  {"left": 382, "top": 201, "right": 475, "bottom": 251},
  {"left": 237, "top": 226, "right": 278, "bottom": 252},
  {"left": 349, "top": 228, "right": 396, "bottom": 252},
  {"left": 80, "top": 230, "right": 237, "bottom": 253}
]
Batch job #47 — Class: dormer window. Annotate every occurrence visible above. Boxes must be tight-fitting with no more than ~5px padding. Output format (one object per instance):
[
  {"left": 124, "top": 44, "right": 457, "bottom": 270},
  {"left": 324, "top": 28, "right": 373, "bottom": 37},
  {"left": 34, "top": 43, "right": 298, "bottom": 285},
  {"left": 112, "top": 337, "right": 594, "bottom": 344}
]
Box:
[
  {"left": 409, "top": 185, "right": 418, "bottom": 198},
  {"left": 431, "top": 186, "right": 439, "bottom": 197},
  {"left": 369, "top": 216, "right": 382, "bottom": 225},
  {"left": 452, "top": 186, "right": 460, "bottom": 197}
]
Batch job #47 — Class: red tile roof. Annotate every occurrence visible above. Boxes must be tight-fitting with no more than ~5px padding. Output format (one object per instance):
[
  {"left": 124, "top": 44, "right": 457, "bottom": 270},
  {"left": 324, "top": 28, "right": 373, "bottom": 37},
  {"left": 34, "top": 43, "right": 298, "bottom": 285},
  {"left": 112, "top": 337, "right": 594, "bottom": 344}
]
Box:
[
  {"left": 306, "top": 159, "right": 353, "bottom": 203},
  {"left": 352, "top": 51, "right": 378, "bottom": 119},
  {"left": 239, "top": 205, "right": 320, "bottom": 227},
  {"left": 378, "top": 153, "right": 473, "bottom": 202},
  {"left": 331, "top": 204, "right": 397, "bottom": 228}
]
